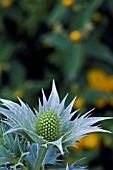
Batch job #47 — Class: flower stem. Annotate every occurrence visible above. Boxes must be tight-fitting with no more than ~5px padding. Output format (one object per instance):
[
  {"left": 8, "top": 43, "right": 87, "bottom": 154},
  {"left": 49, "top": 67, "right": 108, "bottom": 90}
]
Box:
[
  {"left": 34, "top": 146, "right": 47, "bottom": 170},
  {"left": 20, "top": 165, "right": 28, "bottom": 170}
]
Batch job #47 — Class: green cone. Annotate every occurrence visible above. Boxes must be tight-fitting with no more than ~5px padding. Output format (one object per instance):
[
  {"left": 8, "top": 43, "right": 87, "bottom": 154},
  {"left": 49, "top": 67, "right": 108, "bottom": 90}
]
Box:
[{"left": 35, "top": 111, "right": 61, "bottom": 142}]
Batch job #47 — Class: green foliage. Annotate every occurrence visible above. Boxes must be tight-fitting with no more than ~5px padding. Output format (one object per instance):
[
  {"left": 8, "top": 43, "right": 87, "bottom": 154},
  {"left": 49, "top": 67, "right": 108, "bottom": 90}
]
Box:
[
  {"left": 0, "top": 0, "right": 113, "bottom": 169},
  {"left": 0, "top": 123, "right": 28, "bottom": 169},
  {"left": 0, "top": 82, "right": 112, "bottom": 169}
]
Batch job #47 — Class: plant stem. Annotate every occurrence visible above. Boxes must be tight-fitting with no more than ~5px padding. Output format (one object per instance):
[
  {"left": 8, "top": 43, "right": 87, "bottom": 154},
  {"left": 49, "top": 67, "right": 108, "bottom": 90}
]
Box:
[
  {"left": 34, "top": 146, "right": 47, "bottom": 170},
  {"left": 41, "top": 167, "right": 45, "bottom": 170},
  {"left": 20, "top": 165, "right": 28, "bottom": 170}
]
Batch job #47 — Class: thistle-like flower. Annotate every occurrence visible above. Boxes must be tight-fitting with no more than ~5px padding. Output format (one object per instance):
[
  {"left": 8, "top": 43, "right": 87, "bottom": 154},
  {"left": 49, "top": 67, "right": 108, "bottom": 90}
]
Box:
[{"left": 0, "top": 80, "right": 111, "bottom": 155}]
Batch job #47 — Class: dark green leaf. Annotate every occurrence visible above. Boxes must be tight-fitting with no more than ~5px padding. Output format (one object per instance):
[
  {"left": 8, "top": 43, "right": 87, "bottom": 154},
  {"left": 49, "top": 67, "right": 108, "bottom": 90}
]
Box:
[
  {"left": 86, "top": 40, "right": 113, "bottom": 65},
  {"left": 47, "top": 2, "right": 69, "bottom": 26},
  {"left": 72, "top": 0, "right": 103, "bottom": 29},
  {"left": 63, "top": 43, "right": 85, "bottom": 81},
  {"left": 42, "top": 34, "right": 70, "bottom": 50}
]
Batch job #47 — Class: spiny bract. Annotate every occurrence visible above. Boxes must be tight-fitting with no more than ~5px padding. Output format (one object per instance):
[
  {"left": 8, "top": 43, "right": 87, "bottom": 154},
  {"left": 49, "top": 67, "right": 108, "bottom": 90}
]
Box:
[{"left": 0, "top": 80, "right": 112, "bottom": 154}]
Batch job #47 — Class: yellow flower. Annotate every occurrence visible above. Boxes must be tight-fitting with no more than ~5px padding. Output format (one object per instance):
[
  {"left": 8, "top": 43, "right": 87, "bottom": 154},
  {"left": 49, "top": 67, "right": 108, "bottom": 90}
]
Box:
[
  {"left": 1, "top": 0, "right": 12, "bottom": 8},
  {"left": 14, "top": 89, "right": 24, "bottom": 99},
  {"left": 81, "top": 133, "right": 101, "bottom": 150},
  {"left": 107, "top": 76, "right": 113, "bottom": 92},
  {"left": 71, "top": 133, "right": 100, "bottom": 151},
  {"left": 95, "top": 97, "right": 107, "bottom": 109},
  {"left": 0, "top": 64, "right": 3, "bottom": 76},
  {"left": 93, "top": 12, "right": 103, "bottom": 23},
  {"left": 87, "top": 69, "right": 113, "bottom": 93},
  {"left": 103, "top": 136, "right": 112, "bottom": 146},
  {"left": 73, "top": 97, "right": 85, "bottom": 109},
  {"left": 109, "top": 97, "right": 113, "bottom": 107},
  {"left": 69, "top": 31, "right": 82, "bottom": 42},
  {"left": 87, "top": 69, "right": 109, "bottom": 91},
  {"left": 62, "top": 0, "right": 74, "bottom": 7}
]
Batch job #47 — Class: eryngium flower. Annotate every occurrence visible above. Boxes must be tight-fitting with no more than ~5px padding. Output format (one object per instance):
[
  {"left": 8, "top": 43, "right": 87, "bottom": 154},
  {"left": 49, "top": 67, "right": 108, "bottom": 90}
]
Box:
[{"left": 0, "top": 81, "right": 111, "bottom": 154}]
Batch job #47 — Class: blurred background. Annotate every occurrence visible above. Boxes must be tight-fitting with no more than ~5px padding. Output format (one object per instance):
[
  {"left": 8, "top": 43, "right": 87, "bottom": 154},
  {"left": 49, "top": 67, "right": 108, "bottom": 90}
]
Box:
[{"left": 0, "top": 0, "right": 113, "bottom": 169}]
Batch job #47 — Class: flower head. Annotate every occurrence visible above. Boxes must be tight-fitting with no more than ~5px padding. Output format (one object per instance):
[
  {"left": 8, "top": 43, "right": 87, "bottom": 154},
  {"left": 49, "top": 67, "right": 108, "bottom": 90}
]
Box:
[
  {"left": 93, "top": 12, "right": 103, "bottom": 23},
  {"left": 0, "top": 80, "right": 112, "bottom": 154},
  {"left": 0, "top": 64, "right": 3, "bottom": 76},
  {"left": 35, "top": 110, "right": 61, "bottom": 141},
  {"left": 69, "top": 31, "right": 82, "bottom": 42},
  {"left": 95, "top": 97, "right": 107, "bottom": 109},
  {"left": 0, "top": 0, "right": 12, "bottom": 8},
  {"left": 62, "top": 0, "right": 74, "bottom": 8},
  {"left": 80, "top": 133, "right": 101, "bottom": 150},
  {"left": 87, "top": 68, "right": 109, "bottom": 92},
  {"left": 73, "top": 97, "right": 85, "bottom": 109}
]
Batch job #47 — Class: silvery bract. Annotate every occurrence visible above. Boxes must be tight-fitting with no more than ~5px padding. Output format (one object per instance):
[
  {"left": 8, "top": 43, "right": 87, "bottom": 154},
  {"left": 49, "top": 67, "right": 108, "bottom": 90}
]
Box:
[
  {"left": 0, "top": 80, "right": 111, "bottom": 155},
  {"left": 0, "top": 123, "right": 28, "bottom": 169}
]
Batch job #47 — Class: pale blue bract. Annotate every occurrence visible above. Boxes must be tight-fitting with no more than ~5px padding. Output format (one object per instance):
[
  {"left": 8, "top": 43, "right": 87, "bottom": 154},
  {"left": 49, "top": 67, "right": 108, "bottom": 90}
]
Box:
[{"left": 0, "top": 80, "right": 111, "bottom": 155}]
